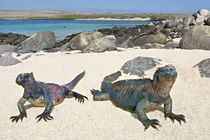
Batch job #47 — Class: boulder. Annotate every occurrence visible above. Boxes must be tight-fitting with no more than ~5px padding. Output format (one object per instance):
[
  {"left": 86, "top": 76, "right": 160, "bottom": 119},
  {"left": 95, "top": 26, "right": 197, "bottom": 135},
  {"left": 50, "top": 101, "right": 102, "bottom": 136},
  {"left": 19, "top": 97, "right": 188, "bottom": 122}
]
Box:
[
  {"left": 61, "top": 31, "right": 103, "bottom": 51},
  {"left": 117, "top": 37, "right": 133, "bottom": 48},
  {"left": 121, "top": 56, "right": 161, "bottom": 77},
  {"left": 193, "top": 58, "right": 210, "bottom": 78},
  {"left": 19, "top": 31, "right": 55, "bottom": 53},
  {"left": 161, "top": 28, "right": 172, "bottom": 37},
  {"left": 82, "top": 35, "right": 116, "bottom": 53},
  {"left": 98, "top": 26, "right": 129, "bottom": 37},
  {"left": 192, "top": 9, "right": 210, "bottom": 25},
  {"left": 132, "top": 33, "right": 167, "bottom": 47},
  {"left": 179, "top": 25, "right": 210, "bottom": 50},
  {"left": 54, "top": 33, "right": 80, "bottom": 49},
  {"left": 0, "top": 53, "right": 21, "bottom": 66},
  {"left": 198, "top": 9, "right": 209, "bottom": 17},
  {"left": 165, "top": 38, "right": 181, "bottom": 49}
]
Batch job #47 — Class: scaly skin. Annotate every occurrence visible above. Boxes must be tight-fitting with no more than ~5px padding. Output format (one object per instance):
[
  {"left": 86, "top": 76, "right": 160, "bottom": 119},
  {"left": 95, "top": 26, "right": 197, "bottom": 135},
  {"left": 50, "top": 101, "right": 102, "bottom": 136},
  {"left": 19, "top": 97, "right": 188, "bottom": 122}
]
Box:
[
  {"left": 91, "top": 65, "right": 186, "bottom": 130},
  {"left": 10, "top": 71, "right": 88, "bottom": 122}
]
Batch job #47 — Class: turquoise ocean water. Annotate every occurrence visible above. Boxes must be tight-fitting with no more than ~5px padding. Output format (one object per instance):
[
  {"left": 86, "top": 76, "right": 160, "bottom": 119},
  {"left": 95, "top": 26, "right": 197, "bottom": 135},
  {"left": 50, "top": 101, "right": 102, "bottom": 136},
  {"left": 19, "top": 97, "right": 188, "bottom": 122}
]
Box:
[{"left": 0, "top": 19, "right": 151, "bottom": 40}]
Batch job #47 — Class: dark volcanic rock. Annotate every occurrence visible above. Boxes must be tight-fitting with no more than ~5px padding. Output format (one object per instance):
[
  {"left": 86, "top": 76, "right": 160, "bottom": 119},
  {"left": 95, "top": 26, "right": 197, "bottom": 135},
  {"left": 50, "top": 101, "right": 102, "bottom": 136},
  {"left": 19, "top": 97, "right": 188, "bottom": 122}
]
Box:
[
  {"left": 193, "top": 58, "right": 210, "bottom": 78},
  {"left": 121, "top": 56, "right": 161, "bottom": 77},
  {"left": 0, "top": 32, "right": 28, "bottom": 46},
  {"left": 98, "top": 24, "right": 157, "bottom": 48}
]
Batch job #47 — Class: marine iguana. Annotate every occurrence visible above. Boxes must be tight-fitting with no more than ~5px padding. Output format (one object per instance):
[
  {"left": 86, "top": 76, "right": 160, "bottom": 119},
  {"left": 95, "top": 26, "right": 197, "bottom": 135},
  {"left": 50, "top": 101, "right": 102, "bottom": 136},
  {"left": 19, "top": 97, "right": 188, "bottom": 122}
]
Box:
[
  {"left": 91, "top": 65, "right": 185, "bottom": 130},
  {"left": 10, "top": 71, "right": 88, "bottom": 122}
]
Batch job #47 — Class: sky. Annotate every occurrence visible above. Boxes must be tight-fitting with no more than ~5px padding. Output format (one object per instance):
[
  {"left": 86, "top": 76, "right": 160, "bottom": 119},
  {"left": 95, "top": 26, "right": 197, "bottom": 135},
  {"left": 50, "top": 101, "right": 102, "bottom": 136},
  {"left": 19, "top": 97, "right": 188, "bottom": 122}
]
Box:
[{"left": 0, "top": 0, "right": 210, "bottom": 14}]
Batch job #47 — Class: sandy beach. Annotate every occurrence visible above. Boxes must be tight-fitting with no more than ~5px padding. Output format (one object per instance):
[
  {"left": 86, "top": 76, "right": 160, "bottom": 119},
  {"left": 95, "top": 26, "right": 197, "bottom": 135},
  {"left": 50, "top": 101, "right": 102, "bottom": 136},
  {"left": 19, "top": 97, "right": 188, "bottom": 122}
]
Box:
[
  {"left": 0, "top": 48, "right": 209, "bottom": 139},
  {"left": 76, "top": 17, "right": 151, "bottom": 21}
]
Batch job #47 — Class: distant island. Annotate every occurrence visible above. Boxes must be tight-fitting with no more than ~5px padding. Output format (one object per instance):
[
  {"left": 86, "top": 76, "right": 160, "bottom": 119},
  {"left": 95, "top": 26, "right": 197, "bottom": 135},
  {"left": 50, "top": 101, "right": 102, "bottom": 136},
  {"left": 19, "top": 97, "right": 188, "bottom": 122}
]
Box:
[{"left": 0, "top": 10, "right": 191, "bottom": 20}]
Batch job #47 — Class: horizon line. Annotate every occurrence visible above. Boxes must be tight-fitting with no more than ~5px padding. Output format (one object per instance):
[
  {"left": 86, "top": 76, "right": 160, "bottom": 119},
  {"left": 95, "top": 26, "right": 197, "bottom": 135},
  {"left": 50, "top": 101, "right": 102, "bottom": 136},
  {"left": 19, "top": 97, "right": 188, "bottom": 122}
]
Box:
[{"left": 0, "top": 9, "right": 194, "bottom": 14}]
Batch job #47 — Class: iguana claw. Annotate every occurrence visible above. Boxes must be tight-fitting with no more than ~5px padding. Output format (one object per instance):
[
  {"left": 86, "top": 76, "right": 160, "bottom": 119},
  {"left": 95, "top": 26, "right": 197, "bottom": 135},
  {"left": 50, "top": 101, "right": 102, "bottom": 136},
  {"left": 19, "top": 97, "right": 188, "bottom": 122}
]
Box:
[{"left": 10, "top": 113, "right": 27, "bottom": 122}]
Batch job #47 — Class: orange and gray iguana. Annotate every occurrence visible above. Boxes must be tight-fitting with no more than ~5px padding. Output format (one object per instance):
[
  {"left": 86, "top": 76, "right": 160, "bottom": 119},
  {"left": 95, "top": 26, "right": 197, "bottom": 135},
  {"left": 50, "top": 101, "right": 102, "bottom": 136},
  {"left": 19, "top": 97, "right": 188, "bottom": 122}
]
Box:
[{"left": 91, "top": 65, "right": 186, "bottom": 130}]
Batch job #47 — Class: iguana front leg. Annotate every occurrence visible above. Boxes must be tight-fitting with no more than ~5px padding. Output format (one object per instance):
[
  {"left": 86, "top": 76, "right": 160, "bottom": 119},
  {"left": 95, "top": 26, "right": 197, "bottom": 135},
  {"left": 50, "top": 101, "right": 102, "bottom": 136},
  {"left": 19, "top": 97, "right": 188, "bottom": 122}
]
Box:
[
  {"left": 36, "top": 97, "right": 54, "bottom": 122},
  {"left": 164, "top": 97, "right": 186, "bottom": 124},
  {"left": 135, "top": 99, "right": 161, "bottom": 130},
  {"left": 10, "top": 97, "right": 27, "bottom": 122}
]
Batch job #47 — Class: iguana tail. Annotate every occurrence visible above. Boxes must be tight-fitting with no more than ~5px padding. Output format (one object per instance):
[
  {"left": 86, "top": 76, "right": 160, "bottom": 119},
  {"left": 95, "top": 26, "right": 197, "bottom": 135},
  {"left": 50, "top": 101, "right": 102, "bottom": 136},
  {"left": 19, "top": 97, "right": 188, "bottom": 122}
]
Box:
[
  {"left": 101, "top": 71, "right": 121, "bottom": 92},
  {"left": 63, "top": 71, "right": 85, "bottom": 91}
]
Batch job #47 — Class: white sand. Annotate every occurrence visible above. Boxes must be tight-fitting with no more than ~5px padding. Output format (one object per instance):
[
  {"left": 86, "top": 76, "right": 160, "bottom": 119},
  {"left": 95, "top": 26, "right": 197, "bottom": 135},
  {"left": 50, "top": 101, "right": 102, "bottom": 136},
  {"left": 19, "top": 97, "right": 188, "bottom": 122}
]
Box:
[
  {"left": 0, "top": 48, "right": 210, "bottom": 139},
  {"left": 76, "top": 17, "right": 151, "bottom": 21}
]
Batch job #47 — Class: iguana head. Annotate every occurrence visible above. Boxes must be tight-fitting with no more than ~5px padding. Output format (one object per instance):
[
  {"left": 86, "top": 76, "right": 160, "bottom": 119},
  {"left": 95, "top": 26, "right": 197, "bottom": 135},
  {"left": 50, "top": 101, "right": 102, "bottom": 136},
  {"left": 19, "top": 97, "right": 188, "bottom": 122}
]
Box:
[
  {"left": 153, "top": 65, "right": 177, "bottom": 95},
  {"left": 16, "top": 73, "right": 36, "bottom": 86},
  {"left": 154, "top": 65, "right": 177, "bottom": 80}
]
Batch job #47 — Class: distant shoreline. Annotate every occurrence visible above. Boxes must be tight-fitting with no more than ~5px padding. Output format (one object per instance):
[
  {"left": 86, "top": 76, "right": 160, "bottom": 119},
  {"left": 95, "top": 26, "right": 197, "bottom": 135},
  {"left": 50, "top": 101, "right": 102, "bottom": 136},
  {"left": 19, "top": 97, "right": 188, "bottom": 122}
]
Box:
[
  {"left": 0, "top": 18, "right": 151, "bottom": 21},
  {"left": 0, "top": 10, "right": 191, "bottom": 20},
  {"left": 75, "top": 17, "right": 151, "bottom": 21}
]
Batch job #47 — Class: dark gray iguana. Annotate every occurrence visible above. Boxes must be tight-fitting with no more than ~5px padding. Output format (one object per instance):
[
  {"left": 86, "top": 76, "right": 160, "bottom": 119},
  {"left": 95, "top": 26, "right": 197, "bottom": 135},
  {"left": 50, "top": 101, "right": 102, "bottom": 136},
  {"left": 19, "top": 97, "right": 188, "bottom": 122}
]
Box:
[
  {"left": 10, "top": 71, "right": 88, "bottom": 122},
  {"left": 91, "top": 65, "right": 185, "bottom": 130}
]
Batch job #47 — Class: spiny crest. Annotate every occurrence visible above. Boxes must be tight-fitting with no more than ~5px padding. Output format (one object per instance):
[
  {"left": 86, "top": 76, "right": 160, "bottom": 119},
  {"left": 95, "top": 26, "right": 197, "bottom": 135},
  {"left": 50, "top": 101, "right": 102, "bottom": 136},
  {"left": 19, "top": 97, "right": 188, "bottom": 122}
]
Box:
[
  {"left": 153, "top": 65, "right": 177, "bottom": 80},
  {"left": 157, "top": 65, "right": 175, "bottom": 73}
]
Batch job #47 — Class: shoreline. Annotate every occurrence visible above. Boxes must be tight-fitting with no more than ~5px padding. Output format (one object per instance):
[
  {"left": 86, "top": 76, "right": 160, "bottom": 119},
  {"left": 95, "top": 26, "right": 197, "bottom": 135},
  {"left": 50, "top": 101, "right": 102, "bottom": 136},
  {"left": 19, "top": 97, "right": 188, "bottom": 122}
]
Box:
[
  {"left": 0, "top": 17, "right": 151, "bottom": 21},
  {"left": 75, "top": 17, "right": 151, "bottom": 21},
  {"left": 0, "top": 10, "right": 190, "bottom": 20}
]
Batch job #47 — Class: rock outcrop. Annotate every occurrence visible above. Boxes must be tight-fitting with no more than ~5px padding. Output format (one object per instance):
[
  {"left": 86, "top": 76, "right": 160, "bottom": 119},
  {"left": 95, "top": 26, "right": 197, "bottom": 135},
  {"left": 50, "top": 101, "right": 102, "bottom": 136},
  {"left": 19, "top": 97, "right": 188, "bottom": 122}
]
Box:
[
  {"left": 61, "top": 31, "right": 103, "bottom": 51},
  {"left": 179, "top": 25, "right": 210, "bottom": 50},
  {"left": 82, "top": 35, "right": 116, "bottom": 53},
  {"left": 192, "top": 9, "right": 210, "bottom": 25},
  {"left": 61, "top": 32, "right": 116, "bottom": 53},
  {"left": 165, "top": 38, "right": 181, "bottom": 49},
  {"left": 193, "top": 58, "right": 210, "bottom": 78},
  {"left": 18, "top": 31, "right": 55, "bottom": 53},
  {"left": 0, "top": 33, "right": 28, "bottom": 46},
  {"left": 131, "top": 33, "right": 167, "bottom": 47}
]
